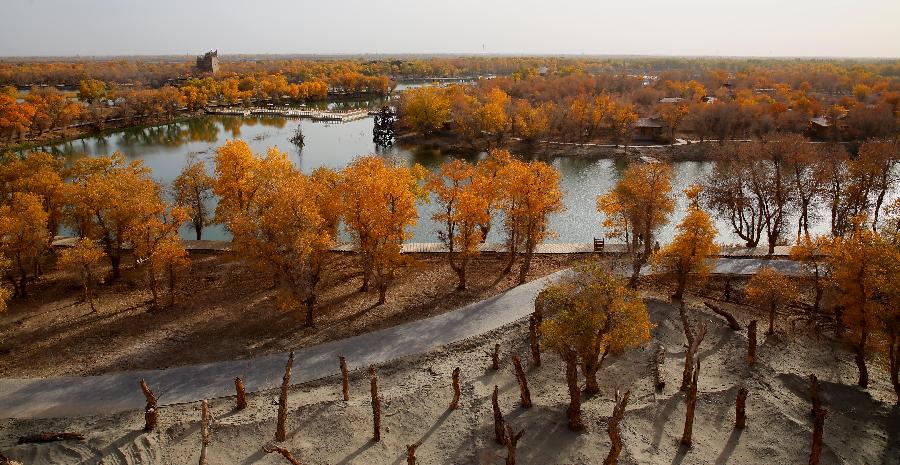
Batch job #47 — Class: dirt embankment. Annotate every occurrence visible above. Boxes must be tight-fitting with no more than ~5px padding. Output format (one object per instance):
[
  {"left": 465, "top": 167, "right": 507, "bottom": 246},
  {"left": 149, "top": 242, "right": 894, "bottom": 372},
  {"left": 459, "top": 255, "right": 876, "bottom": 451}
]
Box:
[{"left": 0, "top": 250, "right": 579, "bottom": 378}]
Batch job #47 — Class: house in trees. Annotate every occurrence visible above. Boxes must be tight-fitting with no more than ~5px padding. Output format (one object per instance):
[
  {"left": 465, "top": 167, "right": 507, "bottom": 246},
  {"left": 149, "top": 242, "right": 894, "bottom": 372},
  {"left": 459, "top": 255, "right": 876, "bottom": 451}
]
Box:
[
  {"left": 808, "top": 115, "right": 847, "bottom": 140},
  {"left": 196, "top": 50, "right": 220, "bottom": 74},
  {"left": 634, "top": 117, "right": 665, "bottom": 141},
  {"left": 659, "top": 97, "right": 686, "bottom": 104}
]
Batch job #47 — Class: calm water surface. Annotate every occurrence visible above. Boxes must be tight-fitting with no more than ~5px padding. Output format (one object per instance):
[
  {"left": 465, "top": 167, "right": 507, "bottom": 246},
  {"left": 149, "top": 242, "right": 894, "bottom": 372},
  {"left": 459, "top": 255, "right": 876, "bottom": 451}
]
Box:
[{"left": 29, "top": 109, "right": 853, "bottom": 245}]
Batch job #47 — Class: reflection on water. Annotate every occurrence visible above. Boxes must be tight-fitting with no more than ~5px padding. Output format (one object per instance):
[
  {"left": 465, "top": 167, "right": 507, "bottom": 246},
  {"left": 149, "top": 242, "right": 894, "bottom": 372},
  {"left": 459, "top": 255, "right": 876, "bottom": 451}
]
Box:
[{"left": 25, "top": 113, "right": 847, "bottom": 245}]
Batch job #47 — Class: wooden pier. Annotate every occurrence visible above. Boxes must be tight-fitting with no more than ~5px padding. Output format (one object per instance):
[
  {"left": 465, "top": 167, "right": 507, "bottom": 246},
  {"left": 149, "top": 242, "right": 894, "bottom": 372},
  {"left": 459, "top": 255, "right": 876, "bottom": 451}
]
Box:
[{"left": 205, "top": 106, "right": 370, "bottom": 122}]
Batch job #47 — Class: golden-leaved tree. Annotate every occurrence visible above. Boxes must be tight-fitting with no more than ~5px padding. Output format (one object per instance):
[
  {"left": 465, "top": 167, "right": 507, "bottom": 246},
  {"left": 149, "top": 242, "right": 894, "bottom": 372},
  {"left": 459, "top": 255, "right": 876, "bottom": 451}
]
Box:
[
  {"left": 57, "top": 238, "right": 104, "bottom": 312},
  {"left": 428, "top": 159, "right": 489, "bottom": 290},
  {"left": 226, "top": 146, "right": 340, "bottom": 325},
  {"left": 825, "top": 216, "right": 899, "bottom": 389},
  {"left": 540, "top": 263, "right": 651, "bottom": 430},
  {"left": 399, "top": 87, "right": 450, "bottom": 135},
  {"left": 213, "top": 139, "right": 259, "bottom": 227},
  {"left": 746, "top": 267, "right": 798, "bottom": 335},
  {"left": 598, "top": 162, "right": 675, "bottom": 288},
  {"left": 173, "top": 156, "right": 215, "bottom": 240},
  {"left": 652, "top": 184, "right": 719, "bottom": 301},
  {"left": 496, "top": 158, "right": 564, "bottom": 284},
  {"left": 0, "top": 192, "right": 49, "bottom": 297},
  {"left": 65, "top": 152, "right": 160, "bottom": 280},
  {"left": 127, "top": 199, "right": 190, "bottom": 310},
  {"left": 2, "top": 151, "right": 67, "bottom": 247},
  {"left": 342, "top": 155, "right": 426, "bottom": 305}
]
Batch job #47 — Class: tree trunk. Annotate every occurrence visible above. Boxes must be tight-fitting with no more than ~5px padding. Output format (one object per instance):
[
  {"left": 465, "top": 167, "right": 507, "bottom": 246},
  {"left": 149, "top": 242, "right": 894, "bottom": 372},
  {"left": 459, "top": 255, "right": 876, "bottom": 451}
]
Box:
[
  {"left": 449, "top": 367, "right": 461, "bottom": 409},
  {"left": 680, "top": 303, "right": 706, "bottom": 392},
  {"left": 680, "top": 360, "right": 700, "bottom": 447},
  {"left": 808, "top": 374, "right": 821, "bottom": 415},
  {"left": 455, "top": 262, "right": 467, "bottom": 290},
  {"left": 511, "top": 355, "right": 532, "bottom": 408},
  {"left": 139, "top": 379, "right": 158, "bottom": 431},
  {"left": 652, "top": 345, "right": 666, "bottom": 392},
  {"left": 377, "top": 284, "right": 387, "bottom": 306},
  {"left": 276, "top": 351, "right": 294, "bottom": 442},
  {"left": 369, "top": 364, "right": 381, "bottom": 442},
  {"left": 503, "top": 424, "right": 525, "bottom": 465},
  {"left": 517, "top": 248, "right": 533, "bottom": 285},
  {"left": 855, "top": 326, "right": 869, "bottom": 388},
  {"left": 110, "top": 254, "right": 121, "bottom": 280},
  {"left": 747, "top": 320, "right": 758, "bottom": 365},
  {"left": 199, "top": 400, "right": 210, "bottom": 465},
  {"left": 234, "top": 377, "right": 248, "bottom": 410},
  {"left": 809, "top": 408, "right": 827, "bottom": 465},
  {"left": 603, "top": 390, "right": 630, "bottom": 465},
  {"left": 564, "top": 349, "right": 583, "bottom": 431},
  {"left": 767, "top": 302, "right": 776, "bottom": 335},
  {"left": 339, "top": 356, "right": 350, "bottom": 401},
  {"left": 735, "top": 387, "right": 748, "bottom": 429},
  {"left": 84, "top": 279, "right": 96, "bottom": 312},
  {"left": 528, "top": 316, "right": 541, "bottom": 367},
  {"left": 492, "top": 385, "right": 506, "bottom": 445},
  {"left": 304, "top": 295, "right": 316, "bottom": 327}
]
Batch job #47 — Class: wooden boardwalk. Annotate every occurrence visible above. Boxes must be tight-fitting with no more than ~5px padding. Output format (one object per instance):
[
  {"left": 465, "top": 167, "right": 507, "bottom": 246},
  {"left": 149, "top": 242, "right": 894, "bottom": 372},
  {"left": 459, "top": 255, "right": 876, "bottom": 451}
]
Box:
[
  {"left": 52, "top": 238, "right": 792, "bottom": 257},
  {"left": 205, "top": 106, "right": 370, "bottom": 122}
]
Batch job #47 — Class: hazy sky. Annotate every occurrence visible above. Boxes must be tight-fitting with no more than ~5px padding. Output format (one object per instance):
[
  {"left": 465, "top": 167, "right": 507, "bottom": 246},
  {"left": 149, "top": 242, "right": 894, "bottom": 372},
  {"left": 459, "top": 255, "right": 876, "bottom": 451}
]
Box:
[{"left": 3, "top": 0, "right": 899, "bottom": 57}]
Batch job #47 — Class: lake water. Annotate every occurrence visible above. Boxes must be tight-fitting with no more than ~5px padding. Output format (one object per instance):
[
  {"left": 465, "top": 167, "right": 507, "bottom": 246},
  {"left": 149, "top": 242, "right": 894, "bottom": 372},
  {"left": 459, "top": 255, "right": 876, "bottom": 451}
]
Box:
[{"left": 27, "top": 108, "right": 860, "bottom": 246}]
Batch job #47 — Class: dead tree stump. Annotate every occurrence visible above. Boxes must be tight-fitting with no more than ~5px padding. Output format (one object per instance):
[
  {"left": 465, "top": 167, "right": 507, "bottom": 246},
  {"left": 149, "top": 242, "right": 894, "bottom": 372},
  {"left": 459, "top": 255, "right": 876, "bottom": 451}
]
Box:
[
  {"left": 511, "top": 355, "right": 532, "bottom": 408},
  {"left": 276, "top": 351, "right": 294, "bottom": 442},
  {"left": 199, "top": 400, "right": 210, "bottom": 465},
  {"left": 747, "top": 320, "right": 758, "bottom": 365},
  {"left": 340, "top": 356, "right": 350, "bottom": 401},
  {"left": 809, "top": 408, "right": 827, "bottom": 465},
  {"left": 263, "top": 443, "right": 302, "bottom": 465},
  {"left": 492, "top": 385, "right": 506, "bottom": 445},
  {"left": 234, "top": 377, "right": 248, "bottom": 410},
  {"left": 680, "top": 360, "right": 700, "bottom": 447},
  {"left": 139, "top": 378, "right": 158, "bottom": 431},
  {"left": 809, "top": 374, "right": 821, "bottom": 415},
  {"left": 449, "top": 367, "right": 461, "bottom": 409},
  {"left": 503, "top": 424, "right": 525, "bottom": 465},
  {"left": 603, "top": 390, "right": 631, "bottom": 465},
  {"left": 529, "top": 316, "right": 541, "bottom": 367},
  {"left": 370, "top": 364, "right": 381, "bottom": 442},
  {"left": 652, "top": 345, "right": 666, "bottom": 392},
  {"left": 735, "top": 386, "right": 748, "bottom": 429},
  {"left": 490, "top": 343, "right": 500, "bottom": 370},
  {"left": 405, "top": 440, "right": 422, "bottom": 465}
]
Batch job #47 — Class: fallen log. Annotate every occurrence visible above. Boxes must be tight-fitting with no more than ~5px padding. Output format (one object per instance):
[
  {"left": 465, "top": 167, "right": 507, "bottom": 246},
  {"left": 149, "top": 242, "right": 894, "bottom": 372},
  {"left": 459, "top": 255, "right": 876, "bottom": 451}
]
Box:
[
  {"left": 17, "top": 432, "right": 84, "bottom": 444},
  {"left": 263, "top": 443, "right": 302, "bottom": 465},
  {"left": 704, "top": 302, "right": 741, "bottom": 330}
]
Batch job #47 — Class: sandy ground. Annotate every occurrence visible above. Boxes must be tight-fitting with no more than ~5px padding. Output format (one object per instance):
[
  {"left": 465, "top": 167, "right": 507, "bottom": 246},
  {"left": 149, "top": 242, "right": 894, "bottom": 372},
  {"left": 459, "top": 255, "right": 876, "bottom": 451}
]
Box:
[
  {"left": 1, "top": 294, "right": 896, "bottom": 465},
  {"left": 0, "top": 251, "right": 577, "bottom": 377}
]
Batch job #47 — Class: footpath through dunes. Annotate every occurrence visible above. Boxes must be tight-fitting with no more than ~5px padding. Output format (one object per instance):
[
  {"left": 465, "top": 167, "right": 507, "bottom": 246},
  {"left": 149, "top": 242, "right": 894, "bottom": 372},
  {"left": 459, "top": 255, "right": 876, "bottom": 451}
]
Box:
[
  {"left": 0, "top": 295, "right": 896, "bottom": 465},
  {"left": 0, "top": 257, "right": 801, "bottom": 420}
]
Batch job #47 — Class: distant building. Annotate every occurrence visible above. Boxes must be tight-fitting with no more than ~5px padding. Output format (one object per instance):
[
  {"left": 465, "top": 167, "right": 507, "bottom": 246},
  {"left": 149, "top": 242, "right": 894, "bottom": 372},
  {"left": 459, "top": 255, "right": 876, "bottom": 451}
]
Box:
[
  {"left": 634, "top": 117, "right": 665, "bottom": 140},
  {"left": 538, "top": 66, "right": 549, "bottom": 76},
  {"left": 659, "top": 97, "right": 686, "bottom": 104},
  {"left": 196, "top": 50, "right": 219, "bottom": 74}
]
